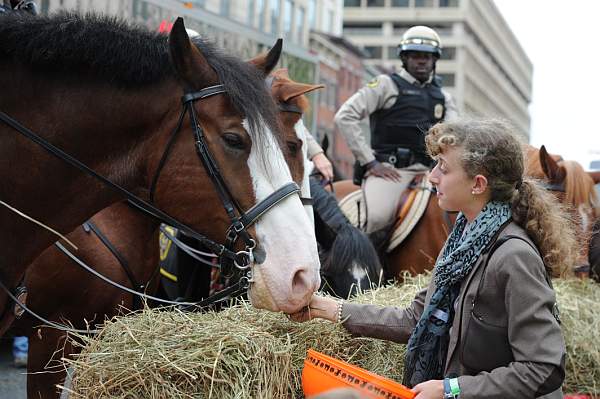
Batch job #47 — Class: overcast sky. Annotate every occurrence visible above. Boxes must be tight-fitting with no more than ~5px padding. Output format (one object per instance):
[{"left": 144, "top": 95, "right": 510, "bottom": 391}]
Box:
[{"left": 494, "top": 0, "right": 600, "bottom": 169}]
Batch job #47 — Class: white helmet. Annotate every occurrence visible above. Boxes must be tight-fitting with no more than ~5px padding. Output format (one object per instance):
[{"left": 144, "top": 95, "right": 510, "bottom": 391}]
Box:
[{"left": 399, "top": 25, "right": 442, "bottom": 58}]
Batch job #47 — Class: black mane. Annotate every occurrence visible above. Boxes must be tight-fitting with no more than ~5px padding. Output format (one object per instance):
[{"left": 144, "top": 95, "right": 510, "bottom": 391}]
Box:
[{"left": 0, "top": 12, "right": 279, "bottom": 136}]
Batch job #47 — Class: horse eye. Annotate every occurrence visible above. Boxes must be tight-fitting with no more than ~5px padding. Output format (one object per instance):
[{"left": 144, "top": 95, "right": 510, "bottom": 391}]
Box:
[
  {"left": 222, "top": 133, "right": 246, "bottom": 150},
  {"left": 287, "top": 141, "right": 299, "bottom": 156}
]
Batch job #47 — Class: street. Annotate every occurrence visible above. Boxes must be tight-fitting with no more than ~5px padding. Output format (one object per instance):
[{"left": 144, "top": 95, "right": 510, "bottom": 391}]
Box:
[{"left": 0, "top": 337, "right": 26, "bottom": 399}]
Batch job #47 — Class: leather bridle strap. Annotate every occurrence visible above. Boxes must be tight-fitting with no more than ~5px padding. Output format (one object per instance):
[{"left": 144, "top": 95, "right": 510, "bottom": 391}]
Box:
[
  {"left": 148, "top": 108, "right": 186, "bottom": 203},
  {"left": 0, "top": 96, "right": 240, "bottom": 264},
  {"left": 240, "top": 182, "right": 300, "bottom": 228},
  {"left": 54, "top": 241, "right": 249, "bottom": 309}
]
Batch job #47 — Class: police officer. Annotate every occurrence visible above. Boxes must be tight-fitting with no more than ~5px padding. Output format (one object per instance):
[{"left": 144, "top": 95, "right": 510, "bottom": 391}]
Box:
[{"left": 334, "top": 25, "right": 457, "bottom": 235}]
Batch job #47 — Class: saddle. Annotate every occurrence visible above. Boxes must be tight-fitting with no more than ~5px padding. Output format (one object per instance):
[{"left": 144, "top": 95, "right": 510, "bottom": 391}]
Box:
[{"left": 339, "top": 174, "right": 432, "bottom": 253}]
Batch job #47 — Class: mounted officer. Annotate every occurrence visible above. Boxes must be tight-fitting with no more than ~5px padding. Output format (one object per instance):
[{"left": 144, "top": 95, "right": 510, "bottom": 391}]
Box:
[
  {"left": 0, "top": 0, "right": 38, "bottom": 15},
  {"left": 334, "top": 25, "right": 457, "bottom": 236}
]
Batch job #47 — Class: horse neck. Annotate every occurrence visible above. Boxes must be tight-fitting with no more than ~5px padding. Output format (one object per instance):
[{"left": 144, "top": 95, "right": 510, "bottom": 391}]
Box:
[{"left": 0, "top": 73, "right": 180, "bottom": 283}]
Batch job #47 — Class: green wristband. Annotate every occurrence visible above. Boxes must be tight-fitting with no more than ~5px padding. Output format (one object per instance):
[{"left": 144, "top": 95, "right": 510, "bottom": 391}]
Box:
[{"left": 449, "top": 377, "right": 460, "bottom": 395}]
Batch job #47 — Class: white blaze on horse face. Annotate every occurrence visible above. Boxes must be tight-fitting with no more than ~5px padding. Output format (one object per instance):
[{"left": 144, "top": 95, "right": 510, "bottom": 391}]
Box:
[
  {"left": 351, "top": 261, "right": 368, "bottom": 288},
  {"left": 243, "top": 119, "right": 320, "bottom": 314},
  {"left": 295, "top": 119, "right": 315, "bottom": 228}
]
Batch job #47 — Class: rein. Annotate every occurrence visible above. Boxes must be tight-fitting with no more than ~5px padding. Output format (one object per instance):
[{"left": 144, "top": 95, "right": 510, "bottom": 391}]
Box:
[
  {"left": 0, "top": 83, "right": 301, "bottom": 328},
  {"left": 0, "top": 241, "right": 250, "bottom": 335}
]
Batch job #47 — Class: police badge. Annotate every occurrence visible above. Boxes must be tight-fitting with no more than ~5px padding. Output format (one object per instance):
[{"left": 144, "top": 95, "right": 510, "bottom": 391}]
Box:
[
  {"left": 434, "top": 103, "right": 444, "bottom": 119},
  {"left": 159, "top": 224, "right": 177, "bottom": 261}
]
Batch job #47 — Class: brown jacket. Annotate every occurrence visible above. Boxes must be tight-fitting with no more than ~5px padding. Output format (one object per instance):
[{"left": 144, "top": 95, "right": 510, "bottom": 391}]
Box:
[{"left": 341, "top": 222, "right": 565, "bottom": 398}]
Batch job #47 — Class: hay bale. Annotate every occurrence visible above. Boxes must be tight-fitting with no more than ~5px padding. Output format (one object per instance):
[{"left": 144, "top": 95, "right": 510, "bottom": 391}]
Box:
[{"left": 64, "top": 275, "right": 599, "bottom": 398}]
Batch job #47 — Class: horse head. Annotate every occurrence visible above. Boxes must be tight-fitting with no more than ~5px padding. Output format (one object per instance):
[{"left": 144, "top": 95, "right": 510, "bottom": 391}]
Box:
[
  {"left": 148, "top": 20, "right": 320, "bottom": 314},
  {"left": 534, "top": 145, "right": 599, "bottom": 269}
]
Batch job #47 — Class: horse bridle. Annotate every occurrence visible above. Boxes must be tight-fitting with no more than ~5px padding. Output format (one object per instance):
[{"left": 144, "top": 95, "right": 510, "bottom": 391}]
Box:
[
  {"left": 146, "top": 84, "right": 302, "bottom": 275},
  {"left": 0, "top": 83, "right": 302, "bottom": 325}
]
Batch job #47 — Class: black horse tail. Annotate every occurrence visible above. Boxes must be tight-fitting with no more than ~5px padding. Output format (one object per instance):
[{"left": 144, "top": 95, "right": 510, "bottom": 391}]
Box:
[{"left": 322, "top": 223, "right": 382, "bottom": 298}]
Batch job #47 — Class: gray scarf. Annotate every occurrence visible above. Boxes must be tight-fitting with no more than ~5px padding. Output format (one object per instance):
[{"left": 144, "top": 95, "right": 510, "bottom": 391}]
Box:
[{"left": 403, "top": 201, "right": 512, "bottom": 387}]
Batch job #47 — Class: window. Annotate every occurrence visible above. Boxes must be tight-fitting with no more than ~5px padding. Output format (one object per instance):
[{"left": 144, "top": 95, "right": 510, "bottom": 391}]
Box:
[
  {"left": 296, "top": 6, "right": 305, "bottom": 43},
  {"left": 438, "top": 73, "right": 455, "bottom": 87},
  {"left": 219, "top": 0, "right": 230, "bottom": 16},
  {"left": 344, "top": 0, "right": 361, "bottom": 6},
  {"left": 256, "top": 0, "right": 265, "bottom": 26},
  {"left": 317, "top": 79, "right": 328, "bottom": 106},
  {"left": 415, "top": 0, "right": 433, "bottom": 7},
  {"left": 328, "top": 83, "right": 337, "bottom": 109},
  {"left": 391, "top": 0, "right": 409, "bottom": 6},
  {"left": 364, "top": 46, "right": 383, "bottom": 59},
  {"left": 439, "top": 0, "right": 459, "bottom": 6},
  {"left": 392, "top": 23, "right": 412, "bottom": 36},
  {"left": 327, "top": 9, "right": 334, "bottom": 33},
  {"left": 367, "top": 0, "right": 384, "bottom": 6},
  {"left": 248, "top": 0, "right": 255, "bottom": 25},
  {"left": 439, "top": 46, "right": 456, "bottom": 60},
  {"left": 270, "top": 0, "right": 279, "bottom": 34},
  {"left": 344, "top": 23, "right": 382, "bottom": 36},
  {"left": 308, "top": 0, "right": 316, "bottom": 29},
  {"left": 283, "top": 0, "right": 293, "bottom": 39},
  {"left": 388, "top": 46, "right": 399, "bottom": 59}
]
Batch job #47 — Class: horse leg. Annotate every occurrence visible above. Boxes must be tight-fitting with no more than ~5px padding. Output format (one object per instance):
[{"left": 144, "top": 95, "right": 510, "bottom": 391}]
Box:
[{"left": 27, "top": 328, "right": 72, "bottom": 399}]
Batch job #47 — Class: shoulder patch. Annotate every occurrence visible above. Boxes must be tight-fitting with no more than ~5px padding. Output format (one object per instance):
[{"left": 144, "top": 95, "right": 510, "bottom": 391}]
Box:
[{"left": 367, "top": 77, "right": 379, "bottom": 88}]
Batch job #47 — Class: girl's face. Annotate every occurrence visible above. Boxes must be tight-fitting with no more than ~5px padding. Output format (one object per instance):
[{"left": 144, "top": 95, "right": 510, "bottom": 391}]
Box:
[{"left": 428, "top": 145, "right": 477, "bottom": 213}]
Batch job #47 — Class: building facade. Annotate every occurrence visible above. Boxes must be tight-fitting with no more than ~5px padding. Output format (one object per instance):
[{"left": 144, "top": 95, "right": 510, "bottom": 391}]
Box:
[
  {"left": 310, "top": 32, "right": 371, "bottom": 177},
  {"left": 38, "top": 0, "right": 345, "bottom": 133},
  {"left": 342, "top": 0, "right": 533, "bottom": 138}
]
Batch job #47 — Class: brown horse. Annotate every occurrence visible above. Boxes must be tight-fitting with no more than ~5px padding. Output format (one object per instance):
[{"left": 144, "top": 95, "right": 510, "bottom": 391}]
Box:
[
  {"left": 9, "top": 68, "right": 324, "bottom": 399},
  {"left": 1, "top": 13, "right": 321, "bottom": 342},
  {"left": 525, "top": 145, "right": 599, "bottom": 273}
]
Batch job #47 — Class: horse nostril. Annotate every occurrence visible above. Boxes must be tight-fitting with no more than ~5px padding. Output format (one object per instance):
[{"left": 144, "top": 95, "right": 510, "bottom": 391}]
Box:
[
  {"left": 291, "top": 269, "right": 311, "bottom": 296},
  {"left": 253, "top": 244, "right": 266, "bottom": 264}
]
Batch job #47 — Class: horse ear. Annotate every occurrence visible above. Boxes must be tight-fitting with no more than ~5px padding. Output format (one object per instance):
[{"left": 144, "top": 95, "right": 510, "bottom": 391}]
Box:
[
  {"left": 168, "top": 18, "right": 216, "bottom": 89},
  {"left": 540, "top": 145, "right": 566, "bottom": 182},
  {"left": 280, "top": 81, "right": 325, "bottom": 102},
  {"left": 248, "top": 39, "right": 283, "bottom": 76}
]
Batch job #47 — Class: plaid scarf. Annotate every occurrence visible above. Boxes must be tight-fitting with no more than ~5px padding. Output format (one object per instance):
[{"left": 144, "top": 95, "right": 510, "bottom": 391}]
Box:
[{"left": 402, "top": 201, "right": 512, "bottom": 387}]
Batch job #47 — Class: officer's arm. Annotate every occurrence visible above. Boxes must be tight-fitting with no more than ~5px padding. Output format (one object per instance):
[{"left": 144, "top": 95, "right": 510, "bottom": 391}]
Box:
[{"left": 334, "top": 76, "right": 396, "bottom": 166}]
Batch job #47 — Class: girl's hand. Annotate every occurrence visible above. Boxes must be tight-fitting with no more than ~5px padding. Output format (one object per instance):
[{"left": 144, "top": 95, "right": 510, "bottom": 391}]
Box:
[
  {"left": 412, "top": 379, "right": 444, "bottom": 399},
  {"left": 287, "top": 294, "right": 340, "bottom": 323}
]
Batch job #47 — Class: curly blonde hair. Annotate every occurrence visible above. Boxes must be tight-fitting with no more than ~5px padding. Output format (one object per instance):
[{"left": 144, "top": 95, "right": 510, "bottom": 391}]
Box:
[{"left": 425, "top": 118, "right": 578, "bottom": 277}]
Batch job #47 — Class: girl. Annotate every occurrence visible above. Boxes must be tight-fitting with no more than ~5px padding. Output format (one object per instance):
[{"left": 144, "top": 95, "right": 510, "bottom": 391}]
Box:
[{"left": 293, "top": 118, "right": 576, "bottom": 399}]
